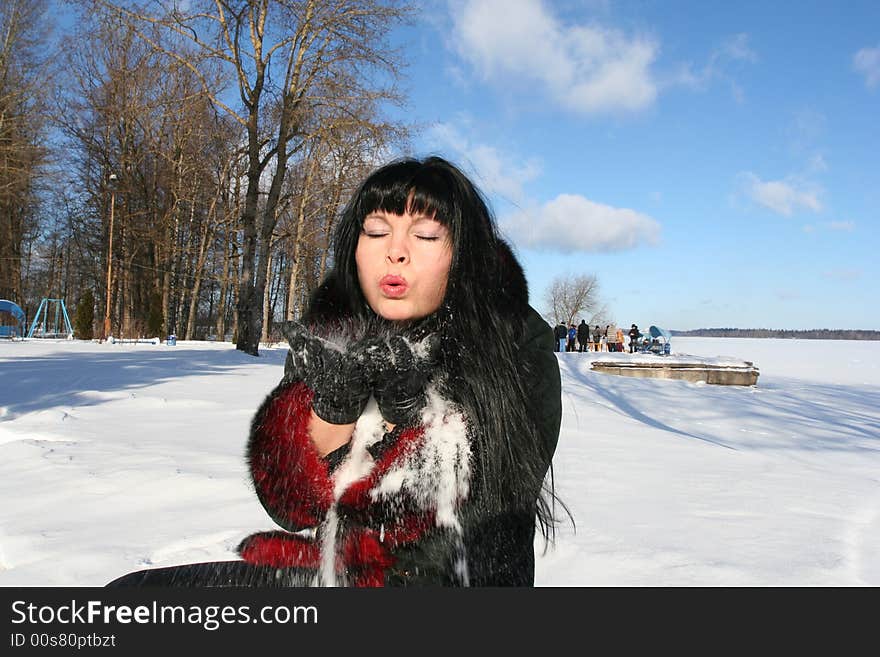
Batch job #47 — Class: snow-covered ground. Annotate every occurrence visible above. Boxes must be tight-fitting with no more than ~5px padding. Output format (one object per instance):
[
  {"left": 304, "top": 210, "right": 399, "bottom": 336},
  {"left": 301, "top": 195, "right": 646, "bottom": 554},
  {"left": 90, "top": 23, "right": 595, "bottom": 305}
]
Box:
[{"left": 1, "top": 336, "right": 878, "bottom": 586}]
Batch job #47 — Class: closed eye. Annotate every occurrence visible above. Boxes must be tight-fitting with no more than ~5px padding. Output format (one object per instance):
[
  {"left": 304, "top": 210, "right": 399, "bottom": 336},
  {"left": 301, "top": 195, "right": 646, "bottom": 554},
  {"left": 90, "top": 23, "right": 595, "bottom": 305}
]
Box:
[{"left": 415, "top": 235, "right": 440, "bottom": 241}]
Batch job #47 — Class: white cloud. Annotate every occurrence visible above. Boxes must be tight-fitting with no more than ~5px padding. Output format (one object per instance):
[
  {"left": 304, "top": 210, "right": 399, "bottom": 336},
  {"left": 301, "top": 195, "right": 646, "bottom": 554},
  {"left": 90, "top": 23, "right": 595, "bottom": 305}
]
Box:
[
  {"left": 719, "top": 33, "right": 758, "bottom": 63},
  {"left": 854, "top": 45, "right": 880, "bottom": 88},
  {"left": 424, "top": 122, "right": 659, "bottom": 253},
  {"left": 670, "top": 33, "right": 757, "bottom": 101},
  {"left": 502, "top": 193, "right": 661, "bottom": 253},
  {"left": 426, "top": 121, "right": 468, "bottom": 153},
  {"left": 449, "top": 0, "right": 659, "bottom": 113},
  {"left": 740, "top": 173, "right": 822, "bottom": 216},
  {"left": 425, "top": 121, "right": 541, "bottom": 203}
]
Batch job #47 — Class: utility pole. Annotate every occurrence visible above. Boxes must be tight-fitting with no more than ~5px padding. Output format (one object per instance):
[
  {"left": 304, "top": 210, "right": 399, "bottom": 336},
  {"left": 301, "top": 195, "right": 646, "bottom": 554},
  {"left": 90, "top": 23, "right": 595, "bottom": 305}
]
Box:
[{"left": 102, "top": 173, "right": 118, "bottom": 340}]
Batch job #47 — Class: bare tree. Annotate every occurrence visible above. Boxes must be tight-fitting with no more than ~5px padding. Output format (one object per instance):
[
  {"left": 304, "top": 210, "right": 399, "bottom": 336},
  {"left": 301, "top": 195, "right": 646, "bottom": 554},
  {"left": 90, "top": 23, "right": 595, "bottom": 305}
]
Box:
[
  {"left": 0, "top": 0, "right": 51, "bottom": 307},
  {"left": 544, "top": 273, "right": 609, "bottom": 327},
  {"left": 95, "top": 0, "right": 410, "bottom": 355},
  {"left": 57, "top": 10, "right": 228, "bottom": 340}
]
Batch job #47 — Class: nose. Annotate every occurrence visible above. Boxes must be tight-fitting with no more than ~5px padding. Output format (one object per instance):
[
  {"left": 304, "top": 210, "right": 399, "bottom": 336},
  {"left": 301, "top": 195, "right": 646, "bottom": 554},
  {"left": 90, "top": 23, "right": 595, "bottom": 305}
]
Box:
[{"left": 386, "top": 236, "right": 409, "bottom": 264}]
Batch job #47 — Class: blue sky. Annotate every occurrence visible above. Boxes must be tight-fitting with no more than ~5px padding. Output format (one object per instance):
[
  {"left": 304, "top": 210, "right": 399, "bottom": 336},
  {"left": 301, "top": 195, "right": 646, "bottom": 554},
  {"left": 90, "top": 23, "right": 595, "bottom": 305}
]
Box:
[{"left": 384, "top": 0, "right": 880, "bottom": 330}]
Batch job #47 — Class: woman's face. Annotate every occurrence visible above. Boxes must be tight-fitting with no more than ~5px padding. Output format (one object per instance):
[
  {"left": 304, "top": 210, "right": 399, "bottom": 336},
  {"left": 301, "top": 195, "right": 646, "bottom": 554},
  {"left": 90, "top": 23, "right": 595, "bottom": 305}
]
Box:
[{"left": 355, "top": 210, "right": 453, "bottom": 322}]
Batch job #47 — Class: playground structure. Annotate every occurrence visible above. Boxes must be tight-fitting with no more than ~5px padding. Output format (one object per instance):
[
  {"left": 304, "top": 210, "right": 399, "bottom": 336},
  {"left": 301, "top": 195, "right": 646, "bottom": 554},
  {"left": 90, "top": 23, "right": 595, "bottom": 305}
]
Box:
[
  {"left": 2, "top": 297, "right": 162, "bottom": 344},
  {"left": 27, "top": 298, "right": 74, "bottom": 339},
  {"left": 0, "top": 299, "right": 27, "bottom": 338}
]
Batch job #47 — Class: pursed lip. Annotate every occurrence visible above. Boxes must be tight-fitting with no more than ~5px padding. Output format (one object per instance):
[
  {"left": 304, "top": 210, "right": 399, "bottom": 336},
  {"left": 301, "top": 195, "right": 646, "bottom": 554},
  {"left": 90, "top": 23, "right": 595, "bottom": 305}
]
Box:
[{"left": 379, "top": 274, "right": 408, "bottom": 298}]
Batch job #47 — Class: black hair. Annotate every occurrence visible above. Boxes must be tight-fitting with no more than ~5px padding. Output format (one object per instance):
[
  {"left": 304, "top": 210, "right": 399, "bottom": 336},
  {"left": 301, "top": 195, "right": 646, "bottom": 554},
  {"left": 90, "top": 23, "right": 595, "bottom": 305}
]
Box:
[{"left": 306, "top": 156, "right": 563, "bottom": 541}]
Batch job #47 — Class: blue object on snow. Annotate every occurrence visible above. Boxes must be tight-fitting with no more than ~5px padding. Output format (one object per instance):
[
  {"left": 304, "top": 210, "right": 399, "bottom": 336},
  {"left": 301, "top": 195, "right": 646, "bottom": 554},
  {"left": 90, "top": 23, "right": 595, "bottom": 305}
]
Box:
[
  {"left": 0, "top": 299, "right": 27, "bottom": 337},
  {"left": 647, "top": 325, "right": 672, "bottom": 355},
  {"left": 166, "top": 335, "right": 177, "bottom": 346},
  {"left": 649, "top": 325, "right": 671, "bottom": 342},
  {"left": 26, "top": 298, "right": 74, "bottom": 338}
]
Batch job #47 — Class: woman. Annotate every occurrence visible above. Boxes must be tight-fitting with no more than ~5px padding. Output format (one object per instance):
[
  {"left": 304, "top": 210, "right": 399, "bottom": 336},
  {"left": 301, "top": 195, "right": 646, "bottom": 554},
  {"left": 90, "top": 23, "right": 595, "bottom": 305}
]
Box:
[
  {"left": 615, "top": 326, "right": 625, "bottom": 352},
  {"left": 108, "top": 156, "right": 563, "bottom": 587}
]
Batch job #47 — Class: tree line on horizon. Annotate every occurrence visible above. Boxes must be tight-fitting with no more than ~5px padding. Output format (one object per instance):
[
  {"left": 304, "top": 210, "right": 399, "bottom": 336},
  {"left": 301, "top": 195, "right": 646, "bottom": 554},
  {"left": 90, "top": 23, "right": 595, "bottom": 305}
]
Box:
[
  {"left": 671, "top": 328, "right": 880, "bottom": 341},
  {"left": 1, "top": 0, "right": 411, "bottom": 354}
]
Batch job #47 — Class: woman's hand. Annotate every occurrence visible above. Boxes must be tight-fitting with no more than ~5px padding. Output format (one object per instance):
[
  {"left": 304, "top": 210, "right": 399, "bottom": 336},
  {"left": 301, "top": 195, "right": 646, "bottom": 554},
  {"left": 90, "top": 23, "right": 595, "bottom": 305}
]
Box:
[
  {"left": 369, "top": 334, "right": 438, "bottom": 427},
  {"left": 282, "top": 322, "right": 371, "bottom": 425}
]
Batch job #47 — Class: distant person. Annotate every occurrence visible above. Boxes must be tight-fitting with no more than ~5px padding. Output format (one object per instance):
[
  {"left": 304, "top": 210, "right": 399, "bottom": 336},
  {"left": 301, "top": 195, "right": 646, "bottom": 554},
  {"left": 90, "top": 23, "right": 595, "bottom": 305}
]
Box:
[
  {"left": 615, "top": 327, "right": 625, "bottom": 352},
  {"left": 567, "top": 324, "right": 577, "bottom": 352},
  {"left": 628, "top": 324, "right": 640, "bottom": 353},
  {"left": 577, "top": 319, "right": 590, "bottom": 353},
  {"left": 592, "top": 325, "right": 601, "bottom": 352},
  {"left": 554, "top": 321, "right": 568, "bottom": 352},
  {"left": 601, "top": 325, "right": 610, "bottom": 352}
]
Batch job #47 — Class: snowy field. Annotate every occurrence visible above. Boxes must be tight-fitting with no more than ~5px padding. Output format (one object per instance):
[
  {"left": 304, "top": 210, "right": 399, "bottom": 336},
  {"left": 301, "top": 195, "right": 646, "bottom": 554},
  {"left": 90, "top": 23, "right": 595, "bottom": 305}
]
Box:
[{"left": 1, "top": 336, "right": 878, "bottom": 587}]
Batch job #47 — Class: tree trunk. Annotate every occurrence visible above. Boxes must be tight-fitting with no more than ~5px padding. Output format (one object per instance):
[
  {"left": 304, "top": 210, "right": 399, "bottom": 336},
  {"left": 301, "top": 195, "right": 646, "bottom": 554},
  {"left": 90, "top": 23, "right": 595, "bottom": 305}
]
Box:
[
  {"left": 260, "top": 249, "right": 274, "bottom": 344},
  {"left": 185, "top": 191, "right": 216, "bottom": 340},
  {"left": 235, "top": 141, "right": 262, "bottom": 355},
  {"left": 286, "top": 159, "right": 318, "bottom": 320},
  {"left": 215, "top": 239, "right": 231, "bottom": 341},
  {"left": 318, "top": 175, "right": 345, "bottom": 282},
  {"left": 230, "top": 242, "right": 240, "bottom": 343}
]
